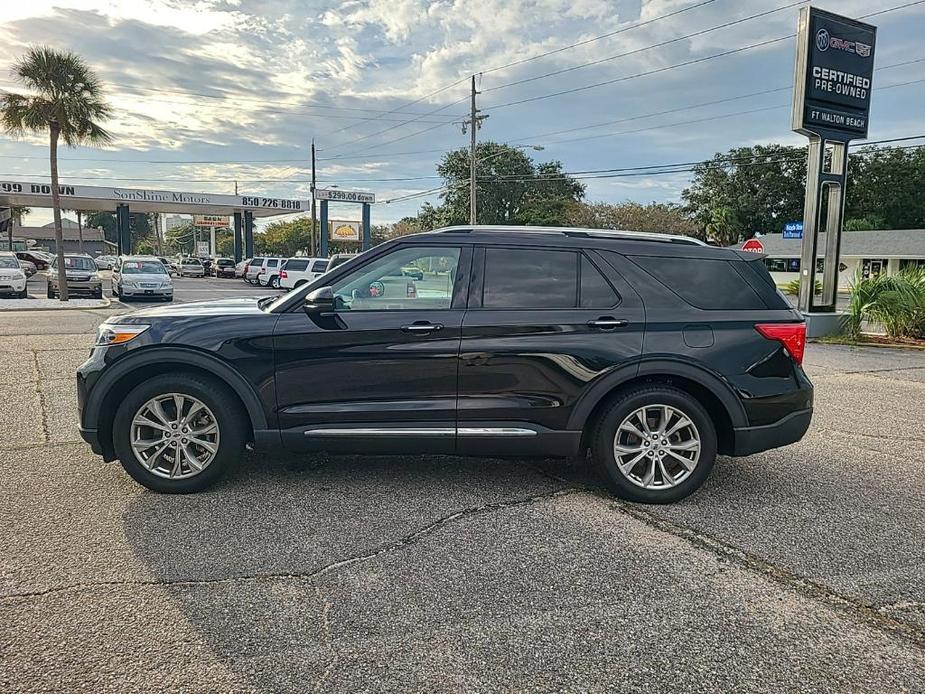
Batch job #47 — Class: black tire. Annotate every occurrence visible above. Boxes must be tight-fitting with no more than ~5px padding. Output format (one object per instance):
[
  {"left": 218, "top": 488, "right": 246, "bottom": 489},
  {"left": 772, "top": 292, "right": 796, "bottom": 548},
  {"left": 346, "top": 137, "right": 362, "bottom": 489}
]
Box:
[
  {"left": 591, "top": 385, "right": 717, "bottom": 504},
  {"left": 269, "top": 275, "right": 280, "bottom": 289},
  {"left": 112, "top": 372, "right": 248, "bottom": 493},
  {"left": 112, "top": 283, "right": 119, "bottom": 297},
  {"left": 17, "top": 288, "right": 27, "bottom": 299},
  {"left": 46, "top": 285, "right": 55, "bottom": 299},
  {"left": 94, "top": 289, "right": 103, "bottom": 299}
]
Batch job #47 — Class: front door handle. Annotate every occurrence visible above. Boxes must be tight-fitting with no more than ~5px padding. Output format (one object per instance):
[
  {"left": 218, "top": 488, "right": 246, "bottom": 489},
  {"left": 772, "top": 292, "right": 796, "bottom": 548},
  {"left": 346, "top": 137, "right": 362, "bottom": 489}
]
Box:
[
  {"left": 588, "top": 317, "right": 628, "bottom": 330},
  {"left": 401, "top": 322, "right": 443, "bottom": 333}
]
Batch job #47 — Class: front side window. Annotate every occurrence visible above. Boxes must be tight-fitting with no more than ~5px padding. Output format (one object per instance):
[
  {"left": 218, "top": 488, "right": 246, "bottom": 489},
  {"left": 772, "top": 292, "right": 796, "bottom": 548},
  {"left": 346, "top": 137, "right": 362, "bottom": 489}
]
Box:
[
  {"left": 311, "top": 260, "right": 329, "bottom": 273},
  {"left": 267, "top": 259, "right": 279, "bottom": 268},
  {"left": 284, "top": 259, "right": 308, "bottom": 272},
  {"left": 483, "top": 248, "right": 578, "bottom": 309},
  {"left": 331, "top": 246, "right": 460, "bottom": 311}
]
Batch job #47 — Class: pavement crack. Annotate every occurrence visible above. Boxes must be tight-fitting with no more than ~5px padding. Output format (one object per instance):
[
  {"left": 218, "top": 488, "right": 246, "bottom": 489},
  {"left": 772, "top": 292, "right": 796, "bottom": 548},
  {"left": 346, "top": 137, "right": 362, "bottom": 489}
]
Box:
[
  {"left": 0, "top": 486, "right": 581, "bottom": 603},
  {"left": 528, "top": 463, "right": 925, "bottom": 651},
  {"left": 28, "top": 349, "right": 50, "bottom": 444},
  {"left": 313, "top": 585, "right": 337, "bottom": 693}
]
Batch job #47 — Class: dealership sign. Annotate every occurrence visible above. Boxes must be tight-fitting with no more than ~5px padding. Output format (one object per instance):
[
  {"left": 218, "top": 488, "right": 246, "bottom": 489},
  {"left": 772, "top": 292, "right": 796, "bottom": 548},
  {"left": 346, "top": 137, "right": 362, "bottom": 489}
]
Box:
[
  {"left": 315, "top": 188, "right": 375, "bottom": 204},
  {"left": 193, "top": 215, "right": 229, "bottom": 228},
  {"left": 329, "top": 220, "right": 360, "bottom": 241},
  {"left": 792, "top": 7, "right": 876, "bottom": 139}
]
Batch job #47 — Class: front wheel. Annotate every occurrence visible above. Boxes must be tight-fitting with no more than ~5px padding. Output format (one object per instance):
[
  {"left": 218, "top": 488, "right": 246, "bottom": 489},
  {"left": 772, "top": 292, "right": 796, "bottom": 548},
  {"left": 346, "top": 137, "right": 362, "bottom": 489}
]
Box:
[
  {"left": 591, "top": 385, "right": 716, "bottom": 504},
  {"left": 46, "top": 285, "right": 55, "bottom": 299},
  {"left": 113, "top": 373, "right": 247, "bottom": 493}
]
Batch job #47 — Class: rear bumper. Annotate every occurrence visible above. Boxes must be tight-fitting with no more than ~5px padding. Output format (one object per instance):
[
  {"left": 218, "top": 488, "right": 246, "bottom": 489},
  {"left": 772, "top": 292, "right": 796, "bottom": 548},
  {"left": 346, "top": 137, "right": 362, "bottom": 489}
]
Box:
[{"left": 732, "top": 408, "right": 812, "bottom": 456}]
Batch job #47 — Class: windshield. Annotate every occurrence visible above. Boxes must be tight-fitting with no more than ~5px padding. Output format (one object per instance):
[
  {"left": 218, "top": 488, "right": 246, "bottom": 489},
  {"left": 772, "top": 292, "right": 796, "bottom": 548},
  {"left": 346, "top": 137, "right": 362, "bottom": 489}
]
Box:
[
  {"left": 122, "top": 260, "right": 167, "bottom": 274},
  {"left": 53, "top": 256, "right": 96, "bottom": 271},
  {"left": 0, "top": 256, "right": 19, "bottom": 269}
]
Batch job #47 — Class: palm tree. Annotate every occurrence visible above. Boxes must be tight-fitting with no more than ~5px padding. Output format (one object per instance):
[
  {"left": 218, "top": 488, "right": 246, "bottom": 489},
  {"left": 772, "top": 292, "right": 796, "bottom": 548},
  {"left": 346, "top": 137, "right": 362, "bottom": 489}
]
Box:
[{"left": 1, "top": 47, "right": 111, "bottom": 300}]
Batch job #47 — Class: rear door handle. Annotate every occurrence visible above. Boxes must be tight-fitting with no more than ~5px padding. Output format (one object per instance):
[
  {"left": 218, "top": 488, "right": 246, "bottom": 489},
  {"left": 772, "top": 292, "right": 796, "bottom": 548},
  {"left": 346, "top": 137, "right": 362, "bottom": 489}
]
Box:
[
  {"left": 401, "top": 322, "right": 443, "bottom": 333},
  {"left": 588, "top": 317, "right": 628, "bottom": 330}
]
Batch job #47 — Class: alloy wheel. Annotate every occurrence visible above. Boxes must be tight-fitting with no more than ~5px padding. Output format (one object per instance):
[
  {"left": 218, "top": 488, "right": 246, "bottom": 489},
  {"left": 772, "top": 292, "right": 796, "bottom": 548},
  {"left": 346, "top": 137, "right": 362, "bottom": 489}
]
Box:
[
  {"left": 613, "top": 404, "right": 701, "bottom": 489},
  {"left": 130, "top": 393, "right": 220, "bottom": 479}
]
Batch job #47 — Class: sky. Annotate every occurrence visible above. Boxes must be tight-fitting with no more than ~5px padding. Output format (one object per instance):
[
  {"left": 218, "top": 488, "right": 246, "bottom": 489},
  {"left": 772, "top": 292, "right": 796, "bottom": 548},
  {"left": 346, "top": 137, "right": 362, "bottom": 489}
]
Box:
[{"left": 0, "top": 0, "right": 923, "bottom": 228}]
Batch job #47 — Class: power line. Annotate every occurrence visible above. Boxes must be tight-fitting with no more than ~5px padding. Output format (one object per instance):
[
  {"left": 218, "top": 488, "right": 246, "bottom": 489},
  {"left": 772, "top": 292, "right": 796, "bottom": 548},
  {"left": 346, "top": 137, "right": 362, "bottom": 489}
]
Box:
[
  {"left": 485, "top": 0, "right": 925, "bottom": 111},
  {"left": 484, "top": 0, "right": 804, "bottom": 93}
]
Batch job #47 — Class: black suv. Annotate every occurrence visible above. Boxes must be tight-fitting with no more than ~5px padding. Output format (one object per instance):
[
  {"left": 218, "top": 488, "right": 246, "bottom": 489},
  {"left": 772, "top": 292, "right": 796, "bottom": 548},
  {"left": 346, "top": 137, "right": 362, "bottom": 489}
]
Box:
[{"left": 77, "top": 226, "right": 812, "bottom": 502}]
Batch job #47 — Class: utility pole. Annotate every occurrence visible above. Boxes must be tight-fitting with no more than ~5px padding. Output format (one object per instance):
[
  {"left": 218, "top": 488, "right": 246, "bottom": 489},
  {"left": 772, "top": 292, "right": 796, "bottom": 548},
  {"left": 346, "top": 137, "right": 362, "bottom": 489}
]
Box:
[
  {"left": 464, "top": 75, "right": 488, "bottom": 225},
  {"left": 311, "top": 138, "right": 317, "bottom": 256}
]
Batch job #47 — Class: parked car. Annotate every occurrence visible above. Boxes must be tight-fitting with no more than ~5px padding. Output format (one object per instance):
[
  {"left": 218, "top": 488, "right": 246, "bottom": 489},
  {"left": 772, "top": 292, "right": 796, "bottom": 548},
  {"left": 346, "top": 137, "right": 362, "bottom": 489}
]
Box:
[
  {"left": 18, "top": 259, "right": 37, "bottom": 278},
  {"left": 401, "top": 265, "right": 424, "bottom": 281},
  {"left": 15, "top": 250, "right": 51, "bottom": 271},
  {"left": 77, "top": 225, "right": 813, "bottom": 498},
  {"left": 111, "top": 256, "right": 173, "bottom": 302},
  {"left": 245, "top": 257, "right": 285, "bottom": 287},
  {"left": 0, "top": 252, "right": 28, "bottom": 298},
  {"left": 199, "top": 257, "right": 213, "bottom": 275},
  {"left": 47, "top": 254, "right": 103, "bottom": 299},
  {"left": 212, "top": 258, "right": 236, "bottom": 278},
  {"left": 94, "top": 255, "right": 118, "bottom": 270},
  {"left": 235, "top": 259, "right": 250, "bottom": 279},
  {"left": 279, "top": 257, "right": 329, "bottom": 290},
  {"left": 175, "top": 257, "right": 205, "bottom": 277},
  {"left": 157, "top": 257, "right": 174, "bottom": 275}
]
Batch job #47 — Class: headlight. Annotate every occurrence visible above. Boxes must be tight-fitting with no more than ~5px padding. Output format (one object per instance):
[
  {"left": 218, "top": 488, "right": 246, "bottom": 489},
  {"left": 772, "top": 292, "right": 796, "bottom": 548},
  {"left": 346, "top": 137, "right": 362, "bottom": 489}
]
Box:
[{"left": 95, "top": 324, "right": 150, "bottom": 346}]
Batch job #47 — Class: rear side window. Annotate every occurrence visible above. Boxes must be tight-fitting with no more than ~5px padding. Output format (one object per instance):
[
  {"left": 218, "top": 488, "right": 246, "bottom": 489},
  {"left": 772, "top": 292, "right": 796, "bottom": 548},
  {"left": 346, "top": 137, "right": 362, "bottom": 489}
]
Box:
[
  {"left": 312, "top": 260, "right": 329, "bottom": 273},
  {"left": 580, "top": 255, "right": 619, "bottom": 308},
  {"left": 483, "top": 248, "right": 577, "bottom": 309},
  {"left": 630, "top": 256, "right": 765, "bottom": 310},
  {"left": 284, "top": 259, "right": 308, "bottom": 271}
]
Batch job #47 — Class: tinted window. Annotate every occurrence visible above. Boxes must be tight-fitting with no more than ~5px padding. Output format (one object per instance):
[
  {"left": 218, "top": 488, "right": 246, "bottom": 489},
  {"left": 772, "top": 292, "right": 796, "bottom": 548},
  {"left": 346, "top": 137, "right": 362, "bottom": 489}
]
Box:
[
  {"left": 312, "top": 260, "right": 329, "bottom": 273},
  {"left": 284, "top": 259, "right": 309, "bottom": 271},
  {"left": 630, "top": 256, "right": 765, "bottom": 310},
  {"left": 483, "top": 248, "right": 577, "bottom": 309},
  {"left": 267, "top": 259, "right": 279, "bottom": 268},
  {"left": 580, "top": 255, "right": 618, "bottom": 308},
  {"left": 250, "top": 257, "right": 264, "bottom": 265},
  {"left": 54, "top": 256, "right": 96, "bottom": 271}
]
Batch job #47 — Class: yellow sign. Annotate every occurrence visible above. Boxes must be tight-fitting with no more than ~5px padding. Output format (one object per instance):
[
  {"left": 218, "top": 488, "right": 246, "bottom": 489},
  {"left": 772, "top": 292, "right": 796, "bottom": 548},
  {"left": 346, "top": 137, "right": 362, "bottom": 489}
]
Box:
[
  {"left": 193, "top": 215, "right": 229, "bottom": 228},
  {"left": 330, "top": 220, "right": 360, "bottom": 241}
]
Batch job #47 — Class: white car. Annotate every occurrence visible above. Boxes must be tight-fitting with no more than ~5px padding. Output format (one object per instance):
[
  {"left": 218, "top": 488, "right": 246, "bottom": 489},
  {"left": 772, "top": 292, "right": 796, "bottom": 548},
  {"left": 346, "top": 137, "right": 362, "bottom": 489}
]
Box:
[
  {"left": 176, "top": 257, "right": 205, "bottom": 277},
  {"left": 0, "top": 252, "right": 28, "bottom": 298},
  {"left": 112, "top": 256, "right": 174, "bottom": 302},
  {"left": 279, "top": 257, "right": 330, "bottom": 290},
  {"left": 245, "top": 257, "right": 285, "bottom": 288}
]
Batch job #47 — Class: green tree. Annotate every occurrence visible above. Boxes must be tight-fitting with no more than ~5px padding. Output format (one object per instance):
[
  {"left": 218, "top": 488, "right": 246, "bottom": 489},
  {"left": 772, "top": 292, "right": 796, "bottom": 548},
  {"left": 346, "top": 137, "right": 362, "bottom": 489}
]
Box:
[
  {"left": 705, "top": 206, "right": 742, "bottom": 246},
  {"left": 6, "top": 206, "right": 30, "bottom": 251},
  {"left": 844, "top": 215, "right": 888, "bottom": 232},
  {"left": 85, "top": 210, "right": 155, "bottom": 248},
  {"left": 682, "top": 145, "right": 806, "bottom": 239},
  {"left": 436, "top": 142, "right": 585, "bottom": 226},
  {"left": 847, "top": 146, "right": 925, "bottom": 229},
  {"left": 1, "top": 47, "right": 111, "bottom": 300},
  {"left": 567, "top": 201, "right": 699, "bottom": 236},
  {"left": 254, "top": 218, "right": 311, "bottom": 257}
]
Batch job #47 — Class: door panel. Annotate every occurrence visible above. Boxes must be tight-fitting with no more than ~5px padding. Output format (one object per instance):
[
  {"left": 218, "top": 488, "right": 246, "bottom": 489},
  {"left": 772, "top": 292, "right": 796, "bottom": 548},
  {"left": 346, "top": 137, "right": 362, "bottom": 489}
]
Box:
[
  {"left": 273, "top": 244, "right": 469, "bottom": 452},
  {"left": 457, "top": 248, "right": 644, "bottom": 441}
]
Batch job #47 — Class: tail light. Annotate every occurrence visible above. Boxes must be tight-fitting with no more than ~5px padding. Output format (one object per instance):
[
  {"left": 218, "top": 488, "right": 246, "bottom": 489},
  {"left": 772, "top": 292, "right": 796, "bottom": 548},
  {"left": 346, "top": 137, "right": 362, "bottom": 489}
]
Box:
[
  {"left": 755, "top": 323, "right": 806, "bottom": 365},
  {"left": 280, "top": 270, "right": 288, "bottom": 279},
  {"left": 244, "top": 263, "right": 250, "bottom": 273}
]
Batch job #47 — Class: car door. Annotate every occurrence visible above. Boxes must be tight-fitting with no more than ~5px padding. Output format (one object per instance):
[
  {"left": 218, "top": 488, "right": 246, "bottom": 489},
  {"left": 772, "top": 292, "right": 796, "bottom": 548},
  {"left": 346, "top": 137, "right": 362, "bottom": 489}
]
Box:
[
  {"left": 457, "top": 245, "right": 645, "bottom": 455},
  {"left": 273, "top": 243, "right": 471, "bottom": 453}
]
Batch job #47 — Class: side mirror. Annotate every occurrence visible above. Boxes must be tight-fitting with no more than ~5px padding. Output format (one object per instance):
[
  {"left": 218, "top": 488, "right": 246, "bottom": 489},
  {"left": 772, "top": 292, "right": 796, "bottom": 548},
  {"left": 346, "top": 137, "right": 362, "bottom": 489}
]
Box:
[{"left": 303, "top": 286, "right": 335, "bottom": 315}]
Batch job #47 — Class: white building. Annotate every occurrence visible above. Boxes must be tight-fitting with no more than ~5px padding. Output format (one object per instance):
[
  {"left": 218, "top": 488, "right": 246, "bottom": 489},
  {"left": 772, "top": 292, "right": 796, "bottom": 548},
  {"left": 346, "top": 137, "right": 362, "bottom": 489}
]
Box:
[{"left": 737, "top": 229, "right": 925, "bottom": 289}]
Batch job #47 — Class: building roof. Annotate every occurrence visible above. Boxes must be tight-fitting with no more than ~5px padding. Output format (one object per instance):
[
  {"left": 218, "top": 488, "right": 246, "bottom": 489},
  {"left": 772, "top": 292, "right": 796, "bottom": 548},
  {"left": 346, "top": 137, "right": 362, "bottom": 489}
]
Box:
[
  {"left": 735, "top": 229, "right": 925, "bottom": 258},
  {"left": 41, "top": 218, "right": 80, "bottom": 229},
  {"left": 12, "top": 225, "right": 106, "bottom": 242}
]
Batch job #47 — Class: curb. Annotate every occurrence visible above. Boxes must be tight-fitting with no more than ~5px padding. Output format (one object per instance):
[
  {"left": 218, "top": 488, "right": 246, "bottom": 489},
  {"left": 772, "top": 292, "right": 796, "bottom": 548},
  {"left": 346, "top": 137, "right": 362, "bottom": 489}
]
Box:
[
  {"left": 811, "top": 336, "right": 925, "bottom": 351},
  {"left": 0, "top": 295, "right": 113, "bottom": 313}
]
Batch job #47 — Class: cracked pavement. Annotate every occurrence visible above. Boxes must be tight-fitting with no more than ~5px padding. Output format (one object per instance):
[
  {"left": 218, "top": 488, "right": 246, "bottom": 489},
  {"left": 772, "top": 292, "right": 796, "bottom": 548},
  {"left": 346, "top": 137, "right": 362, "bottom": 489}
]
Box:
[{"left": 2, "top": 309, "right": 925, "bottom": 692}]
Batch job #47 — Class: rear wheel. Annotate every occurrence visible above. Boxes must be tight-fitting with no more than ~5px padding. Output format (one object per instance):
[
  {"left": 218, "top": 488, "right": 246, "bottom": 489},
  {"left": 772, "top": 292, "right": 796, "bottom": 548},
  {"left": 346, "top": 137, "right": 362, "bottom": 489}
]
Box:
[
  {"left": 113, "top": 373, "right": 247, "bottom": 493},
  {"left": 591, "top": 385, "right": 716, "bottom": 504},
  {"left": 269, "top": 275, "right": 280, "bottom": 289}
]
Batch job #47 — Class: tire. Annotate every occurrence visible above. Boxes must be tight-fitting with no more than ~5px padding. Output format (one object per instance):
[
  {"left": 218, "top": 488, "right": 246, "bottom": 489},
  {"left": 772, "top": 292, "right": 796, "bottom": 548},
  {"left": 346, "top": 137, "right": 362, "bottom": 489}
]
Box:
[
  {"left": 591, "top": 385, "right": 717, "bottom": 504},
  {"left": 112, "top": 283, "right": 119, "bottom": 297},
  {"left": 112, "top": 372, "right": 247, "bottom": 493},
  {"left": 269, "top": 275, "right": 280, "bottom": 289},
  {"left": 17, "top": 288, "right": 27, "bottom": 299},
  {"left": 46, "top": 285, "right": 54, "bottom": 299},
  {"left": 294, "top": 280, "right": 307, "bottom": 289},
  {"left": 94, "top": 289, "right": 103, "bottom": 299}
]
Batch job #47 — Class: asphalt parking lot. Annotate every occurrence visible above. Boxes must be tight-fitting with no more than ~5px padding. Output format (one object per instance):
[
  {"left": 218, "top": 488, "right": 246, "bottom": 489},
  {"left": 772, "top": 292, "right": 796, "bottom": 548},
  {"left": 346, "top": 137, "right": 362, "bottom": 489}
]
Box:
[{"left": 2, "top": 305, "right": 925, "bottom": 692}]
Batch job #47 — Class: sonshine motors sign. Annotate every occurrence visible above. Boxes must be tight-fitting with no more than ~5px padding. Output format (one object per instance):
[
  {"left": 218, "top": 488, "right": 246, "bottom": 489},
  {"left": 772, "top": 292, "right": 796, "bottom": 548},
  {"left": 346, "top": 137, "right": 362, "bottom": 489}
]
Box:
[{"left": 792, "top": 7, "right": 877, "bottom": 139}]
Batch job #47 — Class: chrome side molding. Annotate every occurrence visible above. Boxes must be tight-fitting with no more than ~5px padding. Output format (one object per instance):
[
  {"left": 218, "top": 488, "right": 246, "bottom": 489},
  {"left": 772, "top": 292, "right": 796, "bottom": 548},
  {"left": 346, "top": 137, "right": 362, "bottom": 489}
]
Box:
[{"left": 304, "top": 427, "right": 537, "bottom": 437}]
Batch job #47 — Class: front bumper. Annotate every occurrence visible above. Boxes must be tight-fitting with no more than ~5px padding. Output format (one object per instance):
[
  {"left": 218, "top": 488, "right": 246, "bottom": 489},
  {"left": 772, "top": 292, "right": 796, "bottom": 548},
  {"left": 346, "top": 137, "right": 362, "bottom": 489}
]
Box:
[
  {"left": 732, "top": 408, "right": 813, "bottom": 456},
  {"left": 0, "top": 279, "right": 26, "bottom": 292},
  {"left": 120, "top": 285, "right": 173, "bottom": 297}
]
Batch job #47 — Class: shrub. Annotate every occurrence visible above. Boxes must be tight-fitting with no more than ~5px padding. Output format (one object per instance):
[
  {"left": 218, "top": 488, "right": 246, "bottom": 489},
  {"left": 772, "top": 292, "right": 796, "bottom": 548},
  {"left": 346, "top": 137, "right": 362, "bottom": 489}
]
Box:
[
  {"left": 784, "top": 278, "right": 822, "bottom": 296},
  {"left": 847, "top": 268, "right": 925, "bottom": 339}
]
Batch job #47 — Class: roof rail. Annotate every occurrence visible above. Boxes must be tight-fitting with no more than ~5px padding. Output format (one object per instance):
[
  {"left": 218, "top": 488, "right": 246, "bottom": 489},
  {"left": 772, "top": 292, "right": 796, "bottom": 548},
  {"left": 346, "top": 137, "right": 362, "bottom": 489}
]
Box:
[{"left": 431, "top": 225, "right": 706, "bottom": 246}]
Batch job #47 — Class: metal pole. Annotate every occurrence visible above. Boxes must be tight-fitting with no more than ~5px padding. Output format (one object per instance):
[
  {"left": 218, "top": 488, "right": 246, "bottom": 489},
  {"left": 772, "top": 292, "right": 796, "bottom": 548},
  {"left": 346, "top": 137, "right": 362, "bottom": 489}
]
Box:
[
  {"left": 76, "top": 210, "right": 83, "bottom": 254},
  {"left": 469, "top": 75, "right": 477, "bottom": 225},
  {"left": 320, "top": 200, "right": 329, "bottom": 258},
  {"left": 797, "top": 138, "right": 824, "bottom": 314},
  {"left": 311, "top": 139, "right": 317, "bottom": 257}
]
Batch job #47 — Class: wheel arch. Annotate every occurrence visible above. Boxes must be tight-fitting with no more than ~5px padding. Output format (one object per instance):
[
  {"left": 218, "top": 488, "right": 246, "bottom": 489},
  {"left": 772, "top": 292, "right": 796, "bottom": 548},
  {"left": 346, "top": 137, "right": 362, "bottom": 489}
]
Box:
[
  {"left": 84, "top": 347, "right": 269, "bottom": 461},
  {"left": 571, "top": 359, "right": 746, "bottom": 456}
]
